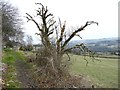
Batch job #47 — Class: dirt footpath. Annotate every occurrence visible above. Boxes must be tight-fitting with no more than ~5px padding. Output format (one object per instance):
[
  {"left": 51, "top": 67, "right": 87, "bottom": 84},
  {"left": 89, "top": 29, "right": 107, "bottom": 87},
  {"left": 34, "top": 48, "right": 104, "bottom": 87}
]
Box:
[{"left": 15, "top": 60, "right": 39, "bottom": 88}]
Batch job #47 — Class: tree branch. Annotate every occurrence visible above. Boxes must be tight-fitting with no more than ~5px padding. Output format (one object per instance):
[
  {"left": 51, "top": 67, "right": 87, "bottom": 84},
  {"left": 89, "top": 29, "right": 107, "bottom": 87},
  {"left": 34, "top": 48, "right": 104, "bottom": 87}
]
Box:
[
  {"left": 47, "top": 16, "right": 54, "bottom": 24},
  {"left": 48, "top": 21, "right": 56, "bottom": 30},
  {"left": 26, "top": 13, "right": 43, "bottom": 32},
  {"left": 64, "top": 43, "right": 84, "bottom": 53},
  {"left": 47, "top": 31, "right": 53, "bottom": 36},
  {"left": 62, "top": 21, "right": 98, "bottom": 49},
  {"left": 35, "top": 33, "right": 41, "bottom": 35},
  {"left": 57, "top": 21, "right": 66, "bottom": 44},
  {"left": 56, "top": 21, "right": 66, "bottom": 54}
]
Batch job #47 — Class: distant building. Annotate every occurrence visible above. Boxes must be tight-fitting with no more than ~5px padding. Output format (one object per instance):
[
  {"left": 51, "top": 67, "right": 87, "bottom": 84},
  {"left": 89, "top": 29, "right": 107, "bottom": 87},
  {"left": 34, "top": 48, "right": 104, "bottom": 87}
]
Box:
[
  {"left": 33, "top": 44, "right": 42, "bottom": 51},
  {"left": 114, "top": 51, "right": 120, "bottom": 55}
]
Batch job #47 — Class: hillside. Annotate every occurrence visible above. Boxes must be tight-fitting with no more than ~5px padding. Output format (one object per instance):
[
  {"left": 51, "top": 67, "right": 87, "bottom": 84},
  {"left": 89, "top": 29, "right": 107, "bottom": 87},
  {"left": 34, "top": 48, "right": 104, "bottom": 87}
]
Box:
[{"left": 68, "top": 37, "right": 119, "bottom": 53}]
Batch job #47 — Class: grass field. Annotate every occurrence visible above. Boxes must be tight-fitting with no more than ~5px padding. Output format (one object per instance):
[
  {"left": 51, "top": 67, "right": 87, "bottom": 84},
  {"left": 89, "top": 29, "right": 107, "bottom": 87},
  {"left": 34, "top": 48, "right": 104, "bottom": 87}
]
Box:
[{"left": 68, "top": 54, "right": 118, "bottom": 88}]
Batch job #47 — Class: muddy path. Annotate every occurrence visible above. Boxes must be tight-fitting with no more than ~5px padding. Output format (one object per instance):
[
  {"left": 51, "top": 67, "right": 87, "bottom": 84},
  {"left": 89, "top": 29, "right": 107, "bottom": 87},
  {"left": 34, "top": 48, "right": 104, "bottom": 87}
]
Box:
[{"left": 15, "top": 60, "right": 39, "bottom": 88}]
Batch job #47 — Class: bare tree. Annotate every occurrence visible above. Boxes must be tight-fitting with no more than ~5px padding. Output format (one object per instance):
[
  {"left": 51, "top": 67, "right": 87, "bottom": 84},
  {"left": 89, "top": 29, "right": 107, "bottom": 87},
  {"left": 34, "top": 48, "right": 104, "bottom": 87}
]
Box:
[{"left": 26, "top": 3, "right": 98, "bottom": 77}]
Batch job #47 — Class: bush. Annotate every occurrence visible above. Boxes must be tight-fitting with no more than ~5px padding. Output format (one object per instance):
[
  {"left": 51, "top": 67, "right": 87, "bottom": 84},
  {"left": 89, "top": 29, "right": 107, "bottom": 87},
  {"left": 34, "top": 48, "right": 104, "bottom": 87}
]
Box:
[
  {"left": 19, "top": 44, "right": 33, "bottom": 51},
  {"left": 26, "top": 44, "right": 33, "bottom": 51},
  {"left": 19, "top": 46, "right": 25, "bottom": 51},
  {"left": 4, "top": 48, "right": 12, "bottom": 52}
]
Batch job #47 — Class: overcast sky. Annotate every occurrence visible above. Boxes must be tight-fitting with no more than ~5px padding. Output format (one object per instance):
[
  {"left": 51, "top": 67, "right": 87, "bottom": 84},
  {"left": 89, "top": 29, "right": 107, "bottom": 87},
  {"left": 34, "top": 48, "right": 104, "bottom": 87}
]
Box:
[{"left": 7, "top": 0, "right": 118, "bottom": 44}]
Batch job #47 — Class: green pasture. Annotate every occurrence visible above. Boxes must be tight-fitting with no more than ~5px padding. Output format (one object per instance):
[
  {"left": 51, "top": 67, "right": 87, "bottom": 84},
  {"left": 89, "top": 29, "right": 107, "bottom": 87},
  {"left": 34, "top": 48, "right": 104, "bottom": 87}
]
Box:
[{"left": 68, "top": 54, "right": 118, "bottom": 88}]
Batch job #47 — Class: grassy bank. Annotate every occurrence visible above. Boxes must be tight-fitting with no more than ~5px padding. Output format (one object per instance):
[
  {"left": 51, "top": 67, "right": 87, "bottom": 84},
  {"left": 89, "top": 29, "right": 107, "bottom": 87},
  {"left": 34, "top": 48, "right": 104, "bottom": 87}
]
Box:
[
  {"left": 69, "top": 54, "right": 118, "bottom": 88},
  {"left": 2, "top": 49, "right": 26, "bottom": 88}
]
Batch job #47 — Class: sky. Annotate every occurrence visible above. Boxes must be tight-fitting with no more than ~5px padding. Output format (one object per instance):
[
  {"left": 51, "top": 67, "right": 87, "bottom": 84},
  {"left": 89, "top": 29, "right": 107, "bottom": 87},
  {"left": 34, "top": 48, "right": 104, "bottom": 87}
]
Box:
[{"left": 7, "top": 0, "right": 119, "bottom": 44}]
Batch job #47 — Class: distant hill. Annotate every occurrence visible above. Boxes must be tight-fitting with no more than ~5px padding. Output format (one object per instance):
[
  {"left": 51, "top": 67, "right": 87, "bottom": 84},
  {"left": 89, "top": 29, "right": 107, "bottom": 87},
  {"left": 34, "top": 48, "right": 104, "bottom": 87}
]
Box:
[{"left": 68, "top": 37, "right": 119, "bottom": 52}]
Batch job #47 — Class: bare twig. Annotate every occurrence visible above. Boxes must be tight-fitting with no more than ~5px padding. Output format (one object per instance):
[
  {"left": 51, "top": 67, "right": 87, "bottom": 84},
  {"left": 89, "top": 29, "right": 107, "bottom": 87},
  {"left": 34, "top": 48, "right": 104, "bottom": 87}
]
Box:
[{"left": 48, "top": 21, "right": 56, "bottom": 30}]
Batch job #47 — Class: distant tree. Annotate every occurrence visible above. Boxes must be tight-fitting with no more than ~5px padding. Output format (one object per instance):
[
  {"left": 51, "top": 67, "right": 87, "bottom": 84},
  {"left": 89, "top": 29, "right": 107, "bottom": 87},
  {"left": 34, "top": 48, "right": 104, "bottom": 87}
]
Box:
[
  {"left": 26, "top": 35, "right": 33, "bottom": 45},
  {"left": 5, "top": 40, "right": 13, "bottom": 48},
  {"left": 19, "top": 35, "right": 33, "bottom": 51},
  {"left": 0, "top": 1, "right": 24, "bottom": 47},
  {"left": 25, "top": 35, "right": 33, "bottom": 51}
]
